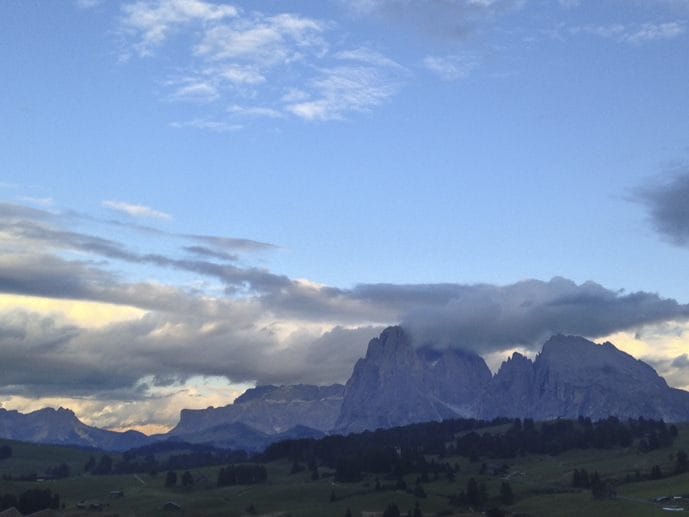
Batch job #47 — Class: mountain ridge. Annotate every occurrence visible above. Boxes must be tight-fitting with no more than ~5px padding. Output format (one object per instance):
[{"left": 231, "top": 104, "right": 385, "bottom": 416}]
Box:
[{"left": 2, "top": 327, "right": 688, "bottom": 450}]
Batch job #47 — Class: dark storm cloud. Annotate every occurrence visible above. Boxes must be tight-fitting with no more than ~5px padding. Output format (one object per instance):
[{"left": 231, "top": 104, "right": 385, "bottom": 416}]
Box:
[
  {"left": 0, "top": 310, "right": 376, "bottom": 399},
  {"left": 634, "top": 166, "right": 689, "bottom": 246},
  {"left": 395, "top": 277, "right": 689, "bottom": 352}
]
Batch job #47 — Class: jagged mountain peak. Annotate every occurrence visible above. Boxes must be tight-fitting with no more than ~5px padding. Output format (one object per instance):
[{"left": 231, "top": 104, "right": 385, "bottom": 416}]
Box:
[
  {"left": 335, "top": 326, "right": 492, "bottom": 433},
  {"left": 30, "top": 406, "right": 77, "bottom": 419},
  {"left": 364, "top": 325, "right": 412, "bottom": 360}
]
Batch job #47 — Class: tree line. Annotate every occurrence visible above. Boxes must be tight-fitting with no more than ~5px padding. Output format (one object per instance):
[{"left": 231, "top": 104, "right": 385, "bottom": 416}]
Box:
[
  {"left": 264, "top": 416, "right": 677, "bottom": 483},
  {"left": 0, "top": 489, "right": 60, "bottom": 514}
]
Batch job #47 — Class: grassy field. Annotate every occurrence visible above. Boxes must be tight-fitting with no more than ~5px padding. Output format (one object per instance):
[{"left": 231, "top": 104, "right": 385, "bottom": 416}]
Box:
[{"left": 1, "top": 426, "right": 688, "bottom": 516}]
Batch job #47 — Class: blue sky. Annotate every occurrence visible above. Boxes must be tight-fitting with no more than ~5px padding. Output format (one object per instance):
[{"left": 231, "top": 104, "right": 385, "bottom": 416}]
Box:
[{"left": 1, "top": 0, "right": 689, "bottom": 431}]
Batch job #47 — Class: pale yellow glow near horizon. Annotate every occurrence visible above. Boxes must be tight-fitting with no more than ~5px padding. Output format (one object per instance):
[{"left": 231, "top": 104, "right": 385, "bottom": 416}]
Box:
[
  {"left": 0, "top": 378, "right": 254, "bottom": 435},
  {"left": 0, "top": 294, "right": 146, "bottom": 328},
  {"left": 599, "top": 324, "right": 689, "bottom": 363}
]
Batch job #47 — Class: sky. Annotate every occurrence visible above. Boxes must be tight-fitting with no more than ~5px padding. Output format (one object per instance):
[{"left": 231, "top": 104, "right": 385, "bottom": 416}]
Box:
[{"left": 1, "top": 0, "right": 689, "bottom": 434}]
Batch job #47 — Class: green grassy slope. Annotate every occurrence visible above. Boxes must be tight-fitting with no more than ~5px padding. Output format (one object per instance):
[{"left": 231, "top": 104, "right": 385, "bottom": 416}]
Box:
[{"left": 0, "top": 426, "right": 688, "bottom": 516}]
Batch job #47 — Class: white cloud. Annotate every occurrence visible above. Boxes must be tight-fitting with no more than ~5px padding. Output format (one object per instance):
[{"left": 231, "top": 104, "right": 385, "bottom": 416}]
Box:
[
  {"left": 102, "top": 200, "right": 172, "bottom": 220},
  {"left": 286, "top": 66, "right": 401, "bottom": 121},
  {"left": 118, "top": 1, "right": 408, "bottom": 126},
  {"left": 228, "top": 105, "right": 283, "bottom": 118},
  {"left": 121, "top": 0, "right": 238, "bottom": 56},
  {"left": 335, "top": 47, "right": 403, "bottom": 69},
  {"left": 169, "top": 118, "right": 242, "bottom": 132},
  {"left": 217, "top": 65, "right": 266, "bottom": 85},
  {"left": 168, "top": 80, "right": 219, "bottom": 102},
  {"left": 423, "top": 54, "right": 478, "bottom": 81},
  {"left": 571, "top": 21, "right": 685, "bottom": 44},
  {"left": 193, "top": 13, "right": 325, "bottom": 65},
  {"left": 626, "top": 21, "right": 685, "bottom": 43}
]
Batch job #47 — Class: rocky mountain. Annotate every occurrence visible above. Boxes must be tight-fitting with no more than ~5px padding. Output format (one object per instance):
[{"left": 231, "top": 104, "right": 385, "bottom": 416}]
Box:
[
  {"left": 169, "top": 422, "right": 326, "bottom": 451},
  {"left": 477, "top": 334, "right": 689, "bottom": 421},
  {"left": 4, "top": 329, "right": 689, "bottom": 452},
  {"left": 334, "top": 326, "right": 492, "bottom": 433},
  {"left": 167, "top": 383, "right": 344, "bottom": 437},
  {"left": 0, "top": 407, "right": 150, "bottom": 451}
]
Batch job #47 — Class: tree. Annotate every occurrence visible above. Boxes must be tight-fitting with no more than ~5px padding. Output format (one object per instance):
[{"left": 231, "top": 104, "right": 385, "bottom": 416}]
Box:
[
  {"left": 466, "top": 477, "right": 480, "bottom": 506},
  {"left": 590, "top": 471, "right": 607, "bottom": 499},
  {"left": 413, "top": 500, "right": 423, "bottom": 517},
  {"left": 500, "top": 481, "right": 514, "bottom": 505},
  {"left": 383, "top": 502, "right": 401, "bottom": 517},
  {"left": 181, "top": 470, "right": 194, "bottom": 487},
  {"left": 84, "top": 455, "right": 96, "bottom": 473},
  {"left": 329, "top": 490, "right": 336, "bottom": 502},
  {"left": 675, "top": 450, "right": 688, "bottom": 475},
  {"left": 0, "top": 446, "right": 12, "bottom": 460},
  {"left": 165, "top": 470, "right": 178, "bottom": 487},
  {"left": 345, "top": 508, "right": 352, "bottom": 517}
]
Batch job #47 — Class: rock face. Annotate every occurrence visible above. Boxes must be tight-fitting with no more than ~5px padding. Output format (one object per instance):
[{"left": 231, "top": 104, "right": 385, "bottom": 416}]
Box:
[
  {"left": 478, "top": 335, "right": 689, "bottom": 421},
  {"left": 334, "top": 326, "right": 492, "bottom": 433},
  {"left": 168, "top": 383, "right": 344, "bottom": 437},
  {"left": 0, "top": 407, "right": 150, "bottom": 451},
  {"left": 4, "top": 330, "right": 689, "bottom": 452}
]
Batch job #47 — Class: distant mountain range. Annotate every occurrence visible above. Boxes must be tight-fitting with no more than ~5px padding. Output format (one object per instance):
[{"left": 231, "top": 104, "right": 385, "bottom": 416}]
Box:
[
  {"left": 2, "top": 326, "right": 689, "bottom": 450},
  {"left": 0, "top": 407, "right": 149, "bottom": 451}
]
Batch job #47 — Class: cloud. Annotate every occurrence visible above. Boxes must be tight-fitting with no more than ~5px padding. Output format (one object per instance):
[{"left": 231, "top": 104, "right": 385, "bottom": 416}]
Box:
[
  {"left": 633, "top": 166, "right": 689, "bottom": 246},
  {"left": 117, "top": 0, "right": 407, "bottom": 125},
  {"left": 569, "top": 22, "right": 685, "bottom": 44},
  {"left": 423, "top": 53, "right": 478, "bottom": 81},
  {"left": 193, "top": 12, "right": 325, "bottom": 65},
  {"left": 120, "top": 0, "right": 238, "bottom": 57},
  {"left": 182, "top": 245, "right": 237, "bottom": 262},
  {"left": 286, "top": 65, "right": 402, "bottom": 121},
  {"left": 169, "top": 118, "right": 242, "bottom": 132},
  {"left": 344, "top": 0, "right": 524, "bottom": 39},
  {"left": 102, "top": 200, "right": 172, "bottom": 220},
  {"left": 387, "top": 277, "right": 689, "bottom": 352},
  {"left": 3, "top": 200, "right": 689, "bottom": 429},
  {"left": 673, "top": 353, "right": 689, "bottom": 368}
]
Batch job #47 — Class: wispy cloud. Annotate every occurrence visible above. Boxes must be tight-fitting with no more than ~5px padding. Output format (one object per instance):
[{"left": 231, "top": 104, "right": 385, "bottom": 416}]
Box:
[
  {"left": 569, "top": 21, "right": 685, "bottom": 44},
  {"left": 120, "top": 0, "right": 238, "bottom": 57},
  {"left": 286, "top": 65, "right": 401, "bottom": 121},
  {"left": 227, "top": 105, "right": 283, "bottom": 119},
  {"left": 117, "top": 0, "right": 406, "bottom": 126},
  {"left": 102, "top": 200, "right": 172, "bottom": 220},
  {"left": 423, "top": 53, "right": 478, "bottom": 81},
  {"left": 169, "top": 118, "right": 242, "bottom": 132}
]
